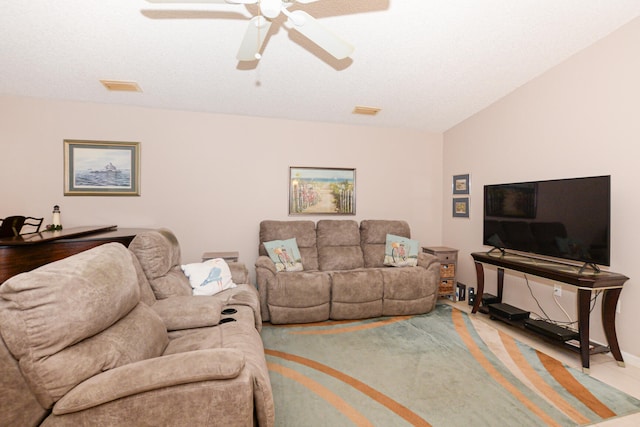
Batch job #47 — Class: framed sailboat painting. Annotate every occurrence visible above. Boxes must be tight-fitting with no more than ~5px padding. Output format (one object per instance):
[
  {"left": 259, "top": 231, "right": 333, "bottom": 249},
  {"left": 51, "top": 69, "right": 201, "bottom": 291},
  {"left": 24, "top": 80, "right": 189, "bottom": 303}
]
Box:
[{"left": 64, "top": 140, "right": 140, "bottom": 196}]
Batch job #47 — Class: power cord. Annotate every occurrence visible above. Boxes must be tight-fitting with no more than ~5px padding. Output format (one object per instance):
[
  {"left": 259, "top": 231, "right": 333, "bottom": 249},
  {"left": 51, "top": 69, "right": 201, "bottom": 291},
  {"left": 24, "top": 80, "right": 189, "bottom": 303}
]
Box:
[{"left": 523, "top": 273, "right": 584, "bottom": 329}]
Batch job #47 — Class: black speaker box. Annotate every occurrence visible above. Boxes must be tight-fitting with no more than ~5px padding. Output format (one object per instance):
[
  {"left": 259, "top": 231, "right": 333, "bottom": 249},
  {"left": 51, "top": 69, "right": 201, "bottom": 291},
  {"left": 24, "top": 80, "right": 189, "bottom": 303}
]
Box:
[{"left": 488, "top": 303, "right": 530, "bottom": 321}]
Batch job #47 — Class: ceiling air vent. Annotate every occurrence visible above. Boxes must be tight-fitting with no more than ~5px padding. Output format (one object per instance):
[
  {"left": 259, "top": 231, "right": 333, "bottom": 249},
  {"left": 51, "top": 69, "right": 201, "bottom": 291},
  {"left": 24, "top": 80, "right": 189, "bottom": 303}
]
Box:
[
  {"left": 100, "top": 80, "right": 142, "bottom": 92},
  {"left": 353, "top": 106, "right": 381, "bottom": 116}
]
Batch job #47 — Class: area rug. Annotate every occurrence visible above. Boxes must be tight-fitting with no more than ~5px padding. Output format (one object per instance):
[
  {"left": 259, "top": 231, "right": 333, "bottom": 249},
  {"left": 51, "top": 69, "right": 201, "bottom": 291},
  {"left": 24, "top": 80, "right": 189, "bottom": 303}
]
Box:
[{"left": 261, "top": 304, "right": 640, "bottom": 427}]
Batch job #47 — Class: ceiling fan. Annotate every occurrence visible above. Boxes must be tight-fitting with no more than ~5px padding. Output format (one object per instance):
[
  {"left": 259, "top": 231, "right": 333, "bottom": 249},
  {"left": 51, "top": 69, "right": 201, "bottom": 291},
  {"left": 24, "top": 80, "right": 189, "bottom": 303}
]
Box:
[{"left": 145, "top": 0, "right": 354, "bottom": 61}]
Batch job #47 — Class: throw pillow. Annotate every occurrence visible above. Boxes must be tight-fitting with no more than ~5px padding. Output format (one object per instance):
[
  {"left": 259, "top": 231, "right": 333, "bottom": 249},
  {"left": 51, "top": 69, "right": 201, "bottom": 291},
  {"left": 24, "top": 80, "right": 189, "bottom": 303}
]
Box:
[
  {"left": 263, "top": 238, "right": 304, "bottom": 272},
  {"left": 383, "top": 234, "right": 419, "bottom": 267},
  {"left": 181, "top": 258, "right": 237, "bottom": 296}
]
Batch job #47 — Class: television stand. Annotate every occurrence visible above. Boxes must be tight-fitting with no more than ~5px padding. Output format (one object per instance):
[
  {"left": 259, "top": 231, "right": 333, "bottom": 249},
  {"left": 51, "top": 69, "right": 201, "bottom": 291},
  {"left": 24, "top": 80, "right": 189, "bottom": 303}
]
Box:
[
  {"left": 471, "top": 251, "right": 629, "bottom": 373},
  {"left": 487, "top": 246, "right": 506, "bottom": 256},
  {"left": 579, "top": 262, "right": 601, "bottom": 274}
]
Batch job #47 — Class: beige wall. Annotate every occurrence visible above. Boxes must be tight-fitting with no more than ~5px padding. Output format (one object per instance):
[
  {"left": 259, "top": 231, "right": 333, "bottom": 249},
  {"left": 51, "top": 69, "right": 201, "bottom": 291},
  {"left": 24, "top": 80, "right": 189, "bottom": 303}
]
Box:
[
  {"left": 4, "top": 15, "right": 638, "bottom": 364},
  {"left": 444, "top": 17, "right": 640, "bottom": 361},
  {"left": 0, "top": 95, "right": 444, "bottom": 283}
]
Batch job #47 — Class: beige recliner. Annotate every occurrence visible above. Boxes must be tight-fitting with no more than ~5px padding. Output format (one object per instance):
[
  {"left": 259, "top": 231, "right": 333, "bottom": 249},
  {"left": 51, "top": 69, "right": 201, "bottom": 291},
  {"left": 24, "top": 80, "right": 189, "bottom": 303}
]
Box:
[{"left": 0, "top": 243, "right": 274, "bottom": 427}]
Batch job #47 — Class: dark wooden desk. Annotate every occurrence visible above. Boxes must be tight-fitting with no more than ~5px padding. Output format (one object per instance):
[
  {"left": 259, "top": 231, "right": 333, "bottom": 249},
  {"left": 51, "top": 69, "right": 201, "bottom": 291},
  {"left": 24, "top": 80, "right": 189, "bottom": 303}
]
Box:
[
  {"left": 0, "top": 226, "right": 146, "bottom": 284},
  {"left": 471, "top": 251, "right": 629, "bottom": 372}
]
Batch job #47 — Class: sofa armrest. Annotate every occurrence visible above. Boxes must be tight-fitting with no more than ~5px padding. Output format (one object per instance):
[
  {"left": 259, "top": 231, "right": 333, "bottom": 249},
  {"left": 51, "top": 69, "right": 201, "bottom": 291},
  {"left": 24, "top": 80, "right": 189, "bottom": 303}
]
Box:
[
  {"left": 53, "top": 349, "right": 245, "bottom": 415},
  {"left": 255, "top": 256, "right": 277, "bottom": 322},
  {"left": 418, "top": 252, "right": 440, "bottom": 270},
  {"left": 151, "top": 297, "right": 223, "bottom": 331},
  {"left": 255, "top": 256, "right": 276, "bottom": 275},
  {"left": 228, "top": 261, "right": 249, "bottom": 284}
]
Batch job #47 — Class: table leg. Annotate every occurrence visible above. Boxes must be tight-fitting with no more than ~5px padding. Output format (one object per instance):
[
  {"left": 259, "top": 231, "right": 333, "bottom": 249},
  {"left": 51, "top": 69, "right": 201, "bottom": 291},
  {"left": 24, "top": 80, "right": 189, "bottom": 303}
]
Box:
[
  {"left": 602, "top": 288, "right": 625, "bottom": 367},
  {"left": 497, "top": 268, "right": 504, "bottom": 303},
  {"left": 473, "top": 262, "right": 484, "bottom": 314},
  {"left": 578, "top": 289, "right": 591, "bottom": 373}
]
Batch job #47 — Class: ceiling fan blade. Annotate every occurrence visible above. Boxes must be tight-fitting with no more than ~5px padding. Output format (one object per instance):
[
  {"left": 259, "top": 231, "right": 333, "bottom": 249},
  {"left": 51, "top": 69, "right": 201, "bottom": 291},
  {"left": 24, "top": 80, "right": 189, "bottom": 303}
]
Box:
[
  {"left": 145, "top": 0, "right": 257, "bottom": 4},
  {"left": 237, "top": 16, "right": 272, "bottom": 61},
  {"left": 286, "top": 10, "right": 354, "bottom": 60}
]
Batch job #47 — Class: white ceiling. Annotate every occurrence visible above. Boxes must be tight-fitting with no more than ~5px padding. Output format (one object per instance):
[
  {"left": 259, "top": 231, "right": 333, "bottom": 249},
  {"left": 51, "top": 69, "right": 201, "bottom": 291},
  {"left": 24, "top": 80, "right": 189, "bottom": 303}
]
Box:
[{"left": 2, "top": 1, "right": 639, "bottom": 132}]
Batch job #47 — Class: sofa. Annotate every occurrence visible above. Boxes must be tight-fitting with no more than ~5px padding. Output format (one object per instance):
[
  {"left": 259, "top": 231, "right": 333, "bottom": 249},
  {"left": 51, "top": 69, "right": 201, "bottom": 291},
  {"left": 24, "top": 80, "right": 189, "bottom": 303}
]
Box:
[
  {"left": 0, "top": 234, "right": 274, "bottom": 426},
  {"left": 255, "top": 219, "right": 440, "bottom": 324}
]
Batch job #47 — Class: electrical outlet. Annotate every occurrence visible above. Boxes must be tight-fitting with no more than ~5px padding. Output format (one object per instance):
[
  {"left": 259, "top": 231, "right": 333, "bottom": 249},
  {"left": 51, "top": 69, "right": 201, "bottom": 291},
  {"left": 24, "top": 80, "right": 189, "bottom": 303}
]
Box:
[{"left": 553, "top": 285, "right": 562, "bottom": 297}]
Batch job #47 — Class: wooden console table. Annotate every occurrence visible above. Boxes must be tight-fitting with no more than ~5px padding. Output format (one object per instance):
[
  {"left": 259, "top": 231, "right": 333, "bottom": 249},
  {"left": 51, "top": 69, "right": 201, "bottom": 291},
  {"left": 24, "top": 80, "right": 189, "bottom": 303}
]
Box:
[
  {"left": 0, "top": 226, "right": 147, "bottom": 284},
  {"left": 471, "top": 251, "right": 629, "bottom": 373}
]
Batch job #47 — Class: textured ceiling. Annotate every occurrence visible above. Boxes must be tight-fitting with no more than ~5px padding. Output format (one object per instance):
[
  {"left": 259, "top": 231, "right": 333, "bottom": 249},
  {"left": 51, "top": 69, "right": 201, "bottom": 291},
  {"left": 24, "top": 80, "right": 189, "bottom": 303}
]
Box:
[{"left": 2, "top": 1, "right": 639, "bottom": 132}]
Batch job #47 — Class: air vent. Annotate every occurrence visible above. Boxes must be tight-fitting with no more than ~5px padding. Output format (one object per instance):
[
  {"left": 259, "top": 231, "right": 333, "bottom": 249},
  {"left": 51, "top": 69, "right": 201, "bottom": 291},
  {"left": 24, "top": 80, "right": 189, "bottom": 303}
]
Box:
[
  {"left": 100, "top": 80, "right": 142, "bottom": 92},
  {"left": 353, "top": 106, "right": 381, "bottom": 116}
]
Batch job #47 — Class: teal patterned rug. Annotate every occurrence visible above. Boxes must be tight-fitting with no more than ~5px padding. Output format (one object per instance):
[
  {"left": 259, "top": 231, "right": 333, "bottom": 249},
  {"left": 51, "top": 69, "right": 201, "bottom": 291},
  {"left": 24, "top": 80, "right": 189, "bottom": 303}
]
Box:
[{"left": 261, "top": 304, "right": 640, "bottom": 427}]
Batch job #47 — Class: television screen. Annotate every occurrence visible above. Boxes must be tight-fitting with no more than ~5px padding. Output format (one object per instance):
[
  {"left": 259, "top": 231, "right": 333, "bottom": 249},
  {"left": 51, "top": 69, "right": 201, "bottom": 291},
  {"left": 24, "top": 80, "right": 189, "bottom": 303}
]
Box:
[{"left": 483, "top": 175, "right": 610, "bottom": 266}]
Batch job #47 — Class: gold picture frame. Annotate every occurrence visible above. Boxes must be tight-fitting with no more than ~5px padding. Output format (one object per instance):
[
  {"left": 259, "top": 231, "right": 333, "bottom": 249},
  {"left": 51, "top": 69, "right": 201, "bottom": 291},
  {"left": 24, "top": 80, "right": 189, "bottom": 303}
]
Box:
[{"left": 64, "top": 140, "right": 140, "bottom": 196}]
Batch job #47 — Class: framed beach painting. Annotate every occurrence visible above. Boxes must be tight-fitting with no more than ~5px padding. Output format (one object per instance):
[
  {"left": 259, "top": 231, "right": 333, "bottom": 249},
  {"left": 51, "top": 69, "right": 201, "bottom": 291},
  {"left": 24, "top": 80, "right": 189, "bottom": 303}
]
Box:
[
  {"left": 289, "top": 167, "right": 355, "bottom": 215},
  {"left": 64, "top": 140, "right": 140, "bottom": 196}
]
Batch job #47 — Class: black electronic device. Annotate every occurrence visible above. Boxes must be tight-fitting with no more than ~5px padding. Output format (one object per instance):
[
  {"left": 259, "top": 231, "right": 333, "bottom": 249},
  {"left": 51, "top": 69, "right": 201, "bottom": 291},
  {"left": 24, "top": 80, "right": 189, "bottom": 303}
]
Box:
[
  {"left": 483, "top": 175, "right": 611, "bottom": 268},
  {"left": 523, "top": 319, "right": 579, "bottom": 341},
  {"left": 487, "top": 303, "right": 530, "bottom": 321},
  {"left": 468, "top": 287, "right": 475, "bottom": 306},
  {"left": 481, "top": 293, "right": 500, "bottom": 306}
]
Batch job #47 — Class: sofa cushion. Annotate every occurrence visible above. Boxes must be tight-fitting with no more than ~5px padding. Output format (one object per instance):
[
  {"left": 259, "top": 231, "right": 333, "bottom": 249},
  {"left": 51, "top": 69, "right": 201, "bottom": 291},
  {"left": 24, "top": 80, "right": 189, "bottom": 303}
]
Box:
[
  {"left": 329, "top": 270, "right": 383, "bottom": 319},
  {"left": 128, "top": 229, "right": 192, "bottom": 299},
  {"left": 316, "top": 220, "right": 364, "bottom": 271},
  {"left": 267, "top": 272, "right": 331, "bottom": 324},
  {"left": 360, "top": 220, "right": 412, "bottom": 268},
  {"left": 380, "top": 267, "right": 437, "bottom": 316},
  {"left": 165, "top": 322, "right": 275, "bottom": 427},
  {"left": 259, "top": 220, "right": 319, "bottom": 271},
  {"left": 0, "top": 333, "right": 48, "bottom": 427},
  {"left": 0, "top": 243, "right": 168, "bottom": 408},
  {"left": 263, "top": 238, "right": 304, "bottom": 272},
  {"left": 384, "top": 234, "right": 419, "bottom": 267}
]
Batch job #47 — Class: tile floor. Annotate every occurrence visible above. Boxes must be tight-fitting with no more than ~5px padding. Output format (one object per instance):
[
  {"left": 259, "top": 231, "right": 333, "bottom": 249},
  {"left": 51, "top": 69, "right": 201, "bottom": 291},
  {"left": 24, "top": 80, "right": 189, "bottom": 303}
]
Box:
[{"left": 446, "top": 300, "right": 640, "bottom": 426}]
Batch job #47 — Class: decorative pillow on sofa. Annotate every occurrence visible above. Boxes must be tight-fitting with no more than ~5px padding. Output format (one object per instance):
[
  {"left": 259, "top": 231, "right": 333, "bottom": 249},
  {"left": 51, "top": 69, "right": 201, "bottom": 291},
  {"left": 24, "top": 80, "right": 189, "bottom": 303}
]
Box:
[
  {"left": 264, "top": 238, "right": 304, "bottom": 272},
  {"left": 181, "top": 258, "right": 237, "bottom": 296},
  {"left": 383, "top": 234, "right": 419, "bottom": 267}
]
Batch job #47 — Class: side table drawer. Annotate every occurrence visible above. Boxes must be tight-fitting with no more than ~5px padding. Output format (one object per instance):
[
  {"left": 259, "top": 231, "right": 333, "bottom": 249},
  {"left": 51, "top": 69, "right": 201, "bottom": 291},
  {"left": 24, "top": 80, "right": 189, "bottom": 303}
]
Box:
[
  {"left": 439, "top": 280, "right": 455, "bottom": 295},
  {"left": 435, "top": 252, "right": 457, "bottom": 263},
  {"left": 440, "top": 263, "right": 455, "bottom": 278}
]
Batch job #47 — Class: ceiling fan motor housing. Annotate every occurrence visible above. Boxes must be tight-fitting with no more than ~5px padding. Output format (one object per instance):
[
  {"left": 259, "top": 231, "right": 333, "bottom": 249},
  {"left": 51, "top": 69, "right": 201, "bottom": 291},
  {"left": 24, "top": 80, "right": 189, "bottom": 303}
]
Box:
[{"left": 260, "top": 0, "right": 282, "bottom": 19}]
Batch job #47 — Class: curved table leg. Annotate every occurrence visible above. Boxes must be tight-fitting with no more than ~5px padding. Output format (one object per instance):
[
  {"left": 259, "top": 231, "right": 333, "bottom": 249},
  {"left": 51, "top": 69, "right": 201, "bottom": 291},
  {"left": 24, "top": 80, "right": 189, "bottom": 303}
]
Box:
[
  {"left": 473, "top": 262, "right": 484, "bottom": 314},
  {"left": 602, "top": 288, "right": 624, "bottom": 367}
]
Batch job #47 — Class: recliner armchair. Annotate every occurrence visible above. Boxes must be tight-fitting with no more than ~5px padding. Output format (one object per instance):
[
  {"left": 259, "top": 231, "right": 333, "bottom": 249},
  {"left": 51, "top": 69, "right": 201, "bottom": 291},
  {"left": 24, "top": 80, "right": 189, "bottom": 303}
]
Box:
[{"left": 0, "top": 243, "right": 274, "bottom": 426}]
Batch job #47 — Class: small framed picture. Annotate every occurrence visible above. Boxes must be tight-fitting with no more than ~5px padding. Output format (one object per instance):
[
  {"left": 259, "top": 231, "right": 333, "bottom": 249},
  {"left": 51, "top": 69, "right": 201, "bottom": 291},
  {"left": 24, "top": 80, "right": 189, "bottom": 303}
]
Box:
[
  {"left": 453, "top": 197, "right": 469, "bottom": 218},
  {"left": 453, "top": 174, "right": 470, "bottom": 195}
]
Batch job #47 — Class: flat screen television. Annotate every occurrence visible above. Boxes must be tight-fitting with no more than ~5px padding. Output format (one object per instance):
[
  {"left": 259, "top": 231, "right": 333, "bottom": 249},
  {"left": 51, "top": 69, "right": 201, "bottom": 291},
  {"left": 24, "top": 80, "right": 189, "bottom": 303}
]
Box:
[{"left": 483, "top": 175, "right": 611, "bottom": 268}]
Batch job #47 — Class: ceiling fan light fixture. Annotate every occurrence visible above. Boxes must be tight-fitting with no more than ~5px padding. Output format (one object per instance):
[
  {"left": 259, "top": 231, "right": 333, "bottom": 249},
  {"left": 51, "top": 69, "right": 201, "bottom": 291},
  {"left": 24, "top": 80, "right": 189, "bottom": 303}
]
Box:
[
  {"left": 100, "top": 80, "right": 142, "bottom": 92},
  {"left": 260, "top": 0, "right": 281, "bottom": 19},
  {"left": 353, "top": 106, "right": 381, "bottom": 116}
]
